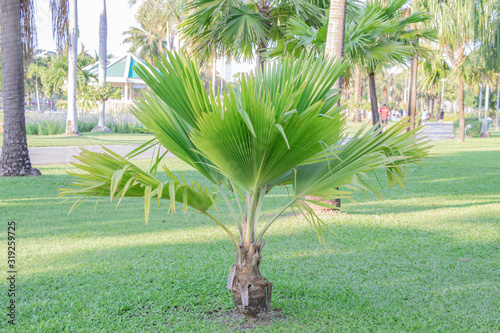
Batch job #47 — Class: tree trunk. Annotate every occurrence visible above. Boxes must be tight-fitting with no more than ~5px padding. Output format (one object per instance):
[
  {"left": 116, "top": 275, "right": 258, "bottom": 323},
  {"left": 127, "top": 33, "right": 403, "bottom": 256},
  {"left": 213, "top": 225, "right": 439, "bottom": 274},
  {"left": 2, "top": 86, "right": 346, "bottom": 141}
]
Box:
[
  {"left": 66, "top": 0, "right": 79, "bottom": 135},
  {"left": 0, "top": 0, "right": 40, "bottom": 176},
  {"left": 457, "top": 78, "right": 465, "bottom": 142},
  {"left": 228, "top": 243, "right": 271, "bottom": 316},
  {"left": 431, "top": 96, "right": 435, "bottom": 119},
  {"left": 368, "top": 71, "right": 380, "bottom": 126},
  {"left": 436, "top": 92, "right": 441, "bottom": 116},
  {"left": 389, "top": 75, "right": 394, "bottom": 102},
  {"left": 92, "top": 0, "right": 110, "bottom": 133},
  {"left": 478, "top": 84, "right": 483, "bottom": 121},
  {"left": 483, "top": 84, "right": 489, "bottom": 121},
  {"left": 305, "top": 0, "right": 347, "bottom": 214},
  {"left": 353, "top": 66, "right": 362, "bottom": 122},
  {"left": 212, "top": 51, "right": 217, "bottom": 96},
  {"left": 407, "top": 54, "right": 418, "bottom": 131},
  {"left": 495, "top": 81, "right": 499, "bottom": 130},
  {"left": 426, "top": 95, "right": 431, "bottom": 116}
]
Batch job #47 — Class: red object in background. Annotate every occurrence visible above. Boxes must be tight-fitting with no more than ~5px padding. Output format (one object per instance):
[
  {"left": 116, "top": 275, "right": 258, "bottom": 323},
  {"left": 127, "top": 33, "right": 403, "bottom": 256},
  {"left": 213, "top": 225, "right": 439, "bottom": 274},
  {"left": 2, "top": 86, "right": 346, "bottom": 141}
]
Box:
[{"left": 379, "top": 106, "right": 390, "bottom": 119}]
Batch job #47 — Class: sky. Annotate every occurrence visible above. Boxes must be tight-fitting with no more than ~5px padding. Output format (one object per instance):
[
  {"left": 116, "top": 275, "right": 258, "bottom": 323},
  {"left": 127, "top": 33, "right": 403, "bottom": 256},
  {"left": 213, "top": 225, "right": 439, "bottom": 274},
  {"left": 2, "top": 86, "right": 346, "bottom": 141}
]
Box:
[{"left": 35, "top": 0, "right": 142, "bottom": 57}]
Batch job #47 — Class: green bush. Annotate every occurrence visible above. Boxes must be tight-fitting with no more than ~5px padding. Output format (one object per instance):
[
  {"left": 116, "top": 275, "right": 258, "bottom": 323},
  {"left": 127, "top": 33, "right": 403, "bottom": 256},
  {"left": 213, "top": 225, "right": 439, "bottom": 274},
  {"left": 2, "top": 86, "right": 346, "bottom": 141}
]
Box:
[
  {"left": 453, "top": 117, "right": 482, "bottom": 137},
  {"left": 24, "top": 112, "right": 149, "bottom": 135}
]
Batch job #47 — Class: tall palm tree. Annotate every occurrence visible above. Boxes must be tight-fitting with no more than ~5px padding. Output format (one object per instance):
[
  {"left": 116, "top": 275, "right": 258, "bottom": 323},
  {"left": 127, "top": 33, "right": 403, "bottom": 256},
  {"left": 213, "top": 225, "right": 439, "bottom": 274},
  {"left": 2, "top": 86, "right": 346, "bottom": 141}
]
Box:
[
  {"left": 0, "top": 0, "right": 70, "bottom": 176},
  {"left": 123, "top": 25, "right": 162, "bottom": 63},
  {"left": 65, "top": 0, "right": 78, "bottom": 135},
  {"left": 92, "top": 0, "right": 110, "bottom": 132},
  {"left": 0, "top": 0, "right": 40, "bottom": 176},
  {"left": 419, "top": 52, "right": 449, "bottom": 118},
  {"left": 269, "top": 0, "right": 434, "bottom": 126},
  {"left": 61, "top": 51, "right": 432, "bottom": 316},
  {"left": 309, "top": 0, "right": 347, "bottom": 213},
  {"left": 425, "top": 0, "right": 495, "bottom": 142}
]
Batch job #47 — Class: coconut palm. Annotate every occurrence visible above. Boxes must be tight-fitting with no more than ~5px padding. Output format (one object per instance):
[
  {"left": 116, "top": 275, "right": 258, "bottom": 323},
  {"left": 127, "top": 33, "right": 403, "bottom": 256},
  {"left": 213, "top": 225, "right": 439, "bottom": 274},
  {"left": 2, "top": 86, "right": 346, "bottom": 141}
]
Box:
[
  {"left": 267, "top": 0, "right": 434, "bottom": 126},
  {"left": 425, "top": 0, "right": 497, "bottom": 142},
  {"left": 0, "top": 0, "right": 40, "bottom": 176},
  {"left": 124, "top": 0, "right": 183, "bottom": 62},
  {"left": 0, "top": 0, "right": 72, "bottom": 176},
  {"left": 60, "top": 51, "right": 431, "bottom": 316},
  {"left": 179, "top": 0, "right": 325, "bottom": 66},
  {"left": 418, "top": 53, "right": 450, "bottom": 118}
]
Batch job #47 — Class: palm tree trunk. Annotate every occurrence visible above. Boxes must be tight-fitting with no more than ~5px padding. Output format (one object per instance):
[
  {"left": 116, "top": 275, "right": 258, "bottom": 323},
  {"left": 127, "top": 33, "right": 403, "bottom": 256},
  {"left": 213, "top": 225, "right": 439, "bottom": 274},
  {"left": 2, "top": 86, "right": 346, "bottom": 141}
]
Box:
[
  {"left": 481, "top": 84, "right": 490, "bottom": 137},
  {"left": 306, "top": 0, "right": 347, "bottom": 214},
  {"left": 407, "top": 54, "right": 418, "bottom": 131},
  {"left": 212, "top": 51, "right": 217, "bottom": 96},
  {"left": 353, "top": 66, "right": 362, "bottom": 122},
  {"left": 229, "top": 243, "right": 271, "bottom": 317},
  {"left": 35, "top": 72, "right": 41, "bottom": 112},
  {"left": 0, "top": 0, "right": 40, "bottom": 176},
  {"left": 93, "top": 0, "right": 110, "bottom": 133},
  {"left": 66, "top": 0, "right": 79, "bottom": 135},
  {"left": 495, "top": 81, "right": 499, "bottom": 130},
  {"left": 457, "top": 78, "right": 465, "bottom": 142},
  {"left": 431, "top": 96, "right": 435, "bottom": 119},
  {"left": 477, "top": 84, "right": 483, "bottom": 121},
  {"left": 368, "top": 71, "right": 380, "bottom": 126}
]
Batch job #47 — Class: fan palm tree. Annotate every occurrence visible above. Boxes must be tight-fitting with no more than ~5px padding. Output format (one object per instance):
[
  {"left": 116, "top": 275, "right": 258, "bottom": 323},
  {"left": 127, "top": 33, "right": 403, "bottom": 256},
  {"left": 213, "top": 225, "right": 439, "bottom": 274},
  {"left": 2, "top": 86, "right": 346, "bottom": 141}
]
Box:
[{"left": 60, "top": 51, "right": 431, "bottom": 316}]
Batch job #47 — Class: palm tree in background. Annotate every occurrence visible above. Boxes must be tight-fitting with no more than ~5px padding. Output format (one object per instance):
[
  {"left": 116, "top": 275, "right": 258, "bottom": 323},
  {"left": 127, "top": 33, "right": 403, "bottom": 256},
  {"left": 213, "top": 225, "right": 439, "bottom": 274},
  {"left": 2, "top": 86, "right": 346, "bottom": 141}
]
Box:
[
  {"left": 267, "top": 0, "right": 434, "bottom": 126},
  {"left": 0, "top": 0, "right": 71, "bottom": 176},
  {"left": 418, "top": 53, "right": 450, "bottom": 118},
  {"left": 92, "top": 0, "right": 110, "bottom": 133},
  {"left": 424, "top": 0, "right": 498, "bottom": 142},
  {"left": 179, "top": 0, "right": 325, "bottom": 67},
  {"left": 123, "top": 0, "right": 183, "bottom": 62}
]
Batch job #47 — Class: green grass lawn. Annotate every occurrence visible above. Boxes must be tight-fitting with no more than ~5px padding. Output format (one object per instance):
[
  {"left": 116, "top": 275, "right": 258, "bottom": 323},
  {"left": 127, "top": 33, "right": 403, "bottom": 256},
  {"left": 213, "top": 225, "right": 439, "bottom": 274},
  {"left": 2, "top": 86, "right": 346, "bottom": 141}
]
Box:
[{"left": 0, "top": 133, "right": 499, "bottom": 332}]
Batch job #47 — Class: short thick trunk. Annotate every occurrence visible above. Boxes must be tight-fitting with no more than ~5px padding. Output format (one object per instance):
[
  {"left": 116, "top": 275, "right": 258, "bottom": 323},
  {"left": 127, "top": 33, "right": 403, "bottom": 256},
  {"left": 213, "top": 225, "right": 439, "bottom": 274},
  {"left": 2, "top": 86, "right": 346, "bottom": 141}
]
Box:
[{"left": 228, "top": 244, "right": 272, "bottom": 316}]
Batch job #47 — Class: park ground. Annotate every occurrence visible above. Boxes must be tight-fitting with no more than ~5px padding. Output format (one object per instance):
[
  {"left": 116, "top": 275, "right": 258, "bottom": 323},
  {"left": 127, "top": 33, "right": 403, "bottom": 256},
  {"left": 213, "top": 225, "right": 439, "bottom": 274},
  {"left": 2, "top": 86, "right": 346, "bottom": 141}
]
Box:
[{"left": 0, "top": 126, "right": 499, "bottom": 332}]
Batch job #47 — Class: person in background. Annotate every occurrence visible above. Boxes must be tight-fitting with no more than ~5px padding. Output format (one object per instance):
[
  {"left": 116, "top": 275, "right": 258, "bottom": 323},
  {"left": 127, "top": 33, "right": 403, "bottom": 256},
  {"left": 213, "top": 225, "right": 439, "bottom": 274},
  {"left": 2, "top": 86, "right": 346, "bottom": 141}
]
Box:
[
  {"left": 379, "top": 104, "right": 391, "bottom": 131},
  {"left": 439, "top": 109, "right": 445, "bottom": 124},
  {"left": 421, "top": 108, "right": 428, "bottom": 127}
]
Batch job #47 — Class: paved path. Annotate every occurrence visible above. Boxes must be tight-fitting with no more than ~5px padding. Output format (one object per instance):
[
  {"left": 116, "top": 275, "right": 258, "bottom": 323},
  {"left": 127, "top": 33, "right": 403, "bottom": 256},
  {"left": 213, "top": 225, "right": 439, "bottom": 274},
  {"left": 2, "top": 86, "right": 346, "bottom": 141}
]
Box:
[
  {"left": 418, "top": 122, "right": 454, "bottom": 141},
  {"left": 21, "top": 122, "right": 453, "bottom": 166},
  {"left": 28, "top": 145, "right": 173, "bottom": 166}
]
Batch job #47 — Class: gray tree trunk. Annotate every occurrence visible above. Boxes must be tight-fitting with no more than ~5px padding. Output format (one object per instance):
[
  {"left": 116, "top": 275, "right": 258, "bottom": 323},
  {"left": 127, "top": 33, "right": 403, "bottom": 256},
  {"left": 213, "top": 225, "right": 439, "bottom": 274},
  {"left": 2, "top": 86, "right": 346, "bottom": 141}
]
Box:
[
  {"left": 0, "top": 0, "right": 40, "bottom": 176},
  {"left": 368, "top": 71, "right": 380, "bottom": 126},
  {"left": 407, "top": 54, "right": 418, "bottom": 131},
  {"left": 93, "top": 0, "right": 110, "bottom": 133},
  {"left": 305, "top": 0, "right": 347, "bottom": 213},
  {"left": 457, "top": 78, "right": 465, "bottom": 142},
  {"left": 212, "top": 52, "right": 217, "bottom": 96},
  {"left": 353, "top": 66, "right": 362, "bottom": 122},
  {"left": 66, "top": 0, "right": 79, "bottom": 135},
  {"left": 495, "top": 82, "right": 499, "bottom": 130},
  {"left": 477, "top": 84, "right": 483, "bottom": 121}
]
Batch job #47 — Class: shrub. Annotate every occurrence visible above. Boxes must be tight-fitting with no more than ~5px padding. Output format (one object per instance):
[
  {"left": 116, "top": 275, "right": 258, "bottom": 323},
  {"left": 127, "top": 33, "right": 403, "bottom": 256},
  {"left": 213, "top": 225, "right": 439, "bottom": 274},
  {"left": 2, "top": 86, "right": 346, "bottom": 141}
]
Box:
[
  {"left": 24, "top": 112, "right": 149, "bottom": 135},
  {"left": 453, "top": 117, "right": 482, "bottom": 137}
]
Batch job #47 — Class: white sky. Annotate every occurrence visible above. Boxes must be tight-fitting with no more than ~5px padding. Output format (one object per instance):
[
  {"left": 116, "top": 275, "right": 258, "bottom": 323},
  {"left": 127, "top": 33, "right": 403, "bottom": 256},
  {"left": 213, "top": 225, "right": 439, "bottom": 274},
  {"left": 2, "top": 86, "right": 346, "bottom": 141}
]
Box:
[{"left": 35, "top": 0, "right": 142, "bottom": 56}]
